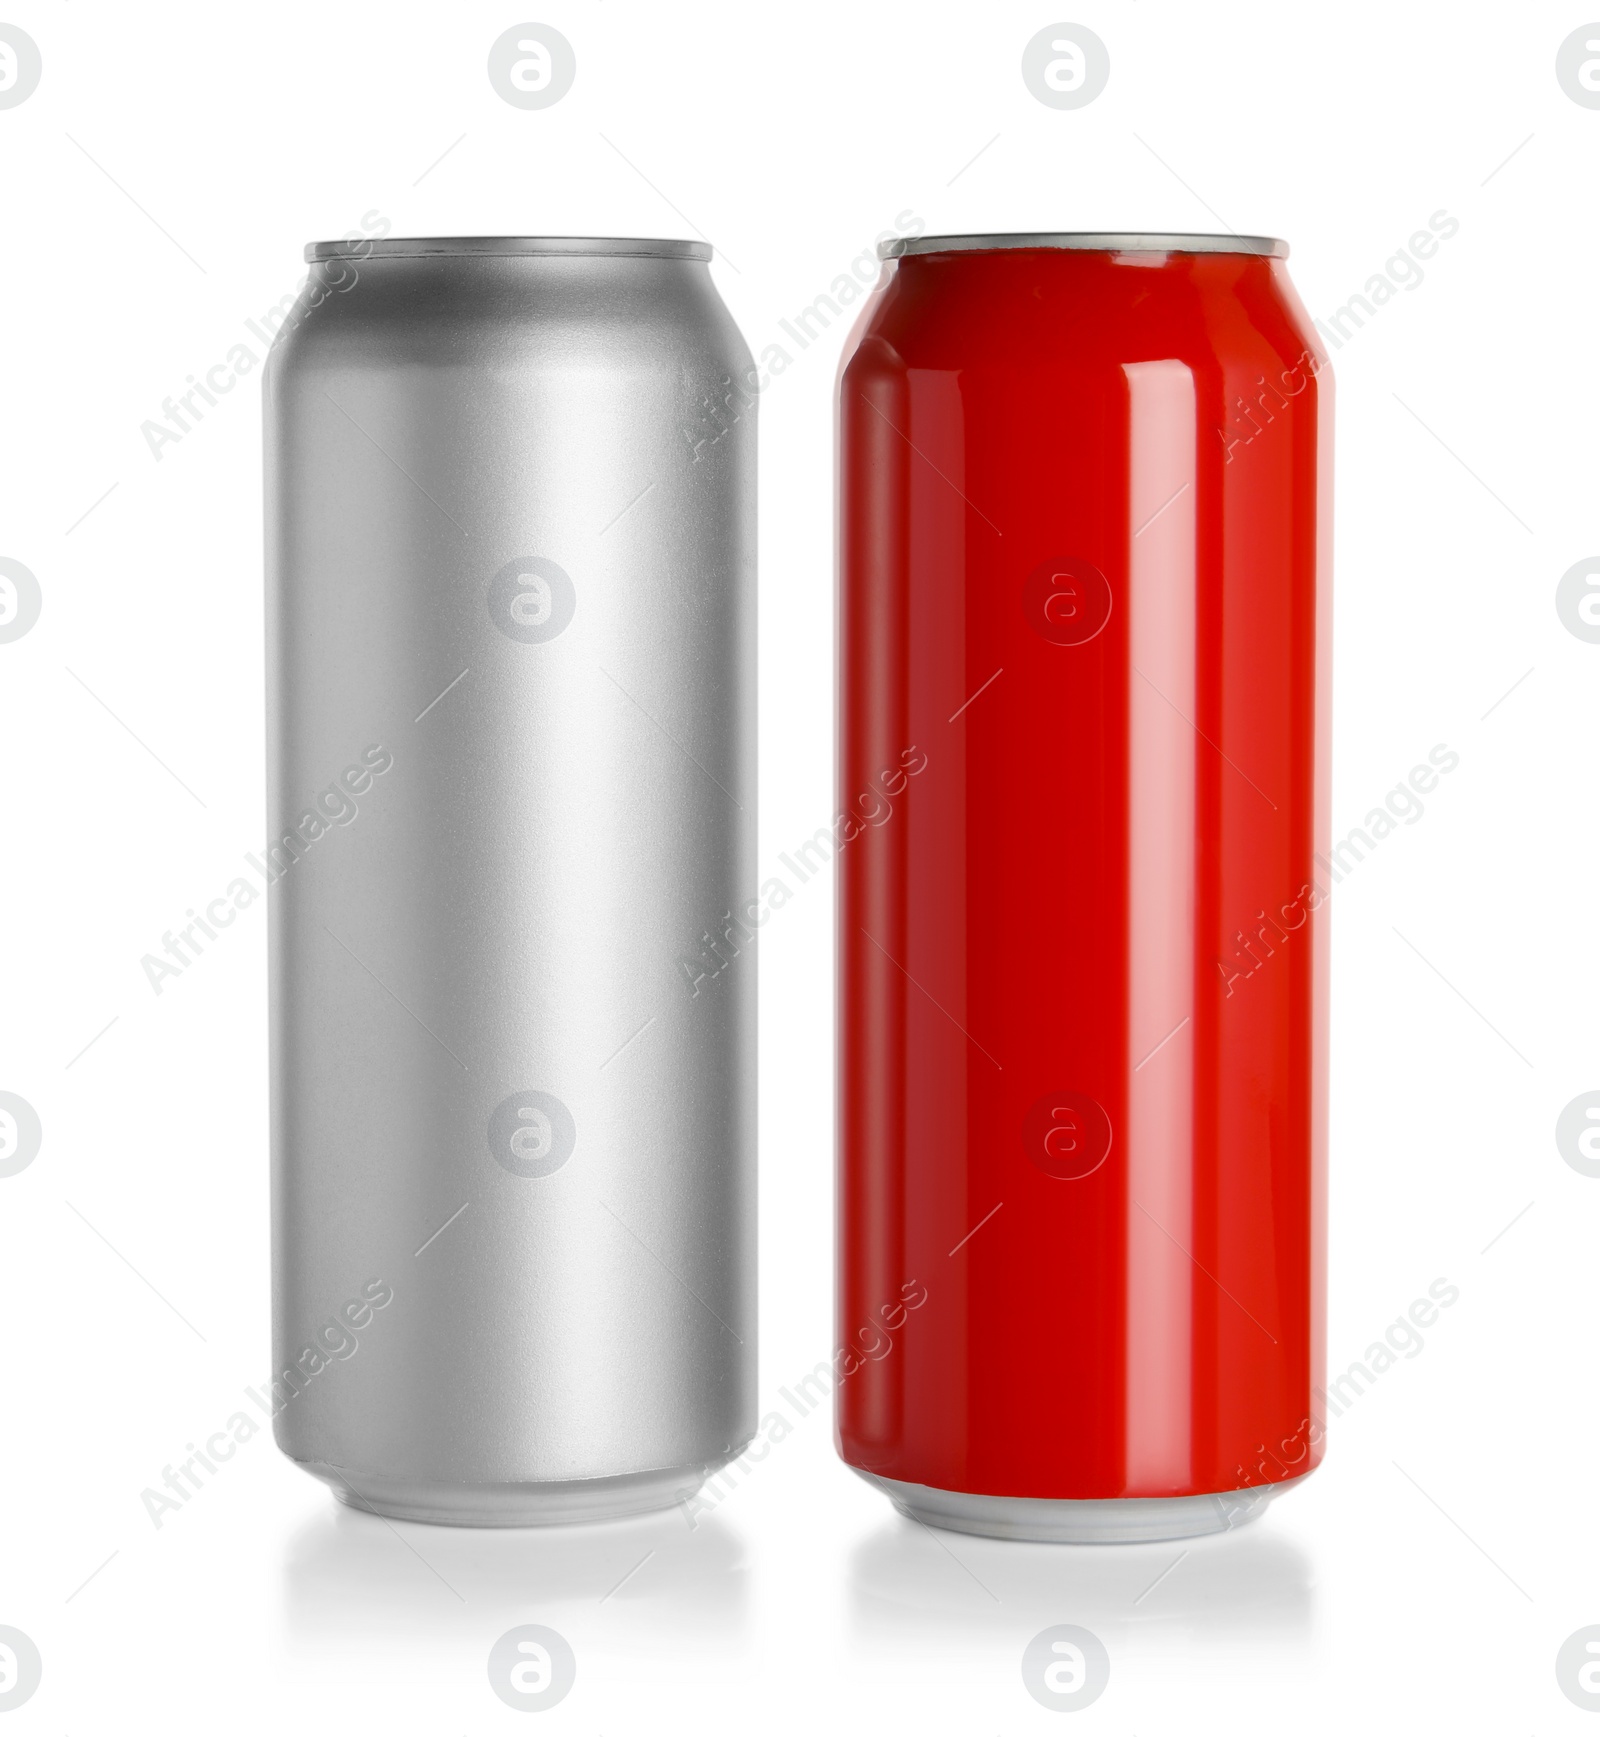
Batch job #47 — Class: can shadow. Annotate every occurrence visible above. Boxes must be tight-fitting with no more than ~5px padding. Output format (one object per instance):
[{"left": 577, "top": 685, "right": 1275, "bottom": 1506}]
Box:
[
  {"left": 281, "top": 1498, "right": 750, "bottom": 1662},
  {"left": 847, "top": 1512, "right": 1314, "bottom": 1654}
]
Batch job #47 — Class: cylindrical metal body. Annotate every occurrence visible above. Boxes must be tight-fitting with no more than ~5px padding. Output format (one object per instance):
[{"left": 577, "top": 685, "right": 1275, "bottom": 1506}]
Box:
[
  {"left": 265, "top": 236, "right": 756, "bottom": 1525},
  {"left": 836, "top": 233, "right": 1330, "bottom": 1542}
]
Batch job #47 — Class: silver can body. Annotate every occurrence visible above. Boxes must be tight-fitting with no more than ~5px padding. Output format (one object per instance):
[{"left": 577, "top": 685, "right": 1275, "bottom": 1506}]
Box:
[{"left": 263, "top": 237, "right": 756, "bottom": 1525}]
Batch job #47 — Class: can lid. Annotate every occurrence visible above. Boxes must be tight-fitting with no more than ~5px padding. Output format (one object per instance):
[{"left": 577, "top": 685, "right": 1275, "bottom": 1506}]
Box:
[
  {"left": 304, "top": 236, "right": 714, "bottom": 263},
  {"left": 880, "top": 232, "right": 1289, "bottom": 261}
]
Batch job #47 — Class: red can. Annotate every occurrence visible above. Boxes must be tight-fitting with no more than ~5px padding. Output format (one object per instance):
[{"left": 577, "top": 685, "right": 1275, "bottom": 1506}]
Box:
[{"left": 836, "top": 233, "right": 1331, "bottom": 1542}]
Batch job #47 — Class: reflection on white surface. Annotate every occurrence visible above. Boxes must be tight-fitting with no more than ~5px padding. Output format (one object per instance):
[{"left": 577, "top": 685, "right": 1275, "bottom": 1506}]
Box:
[
  {"left": 282, "top": 1499, "right": 750, "bottom": 1658},
  {"left": 847, "top": 1512, "right": 1314, "bottom": 1649}
]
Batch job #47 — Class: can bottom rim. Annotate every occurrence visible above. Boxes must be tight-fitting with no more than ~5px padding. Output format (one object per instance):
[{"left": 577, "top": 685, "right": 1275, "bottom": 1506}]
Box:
[
  {"left": 290, "top": 1446, "right": 749, "bottom": 1527},
  {"left": 858, "top": 1469, "right": 1310, "bottom": 1543}
]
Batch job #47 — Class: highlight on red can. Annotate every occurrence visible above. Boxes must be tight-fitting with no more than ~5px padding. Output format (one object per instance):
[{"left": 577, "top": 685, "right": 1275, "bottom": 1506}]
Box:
[{"left": 835, "top": 232, "right": 1332, "bottom": 1544}]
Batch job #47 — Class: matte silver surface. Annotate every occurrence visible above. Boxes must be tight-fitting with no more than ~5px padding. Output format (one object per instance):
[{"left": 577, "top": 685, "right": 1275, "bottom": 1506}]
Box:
[
  {"left": 861, "top": 1472, "right": 1308, "bottom": 1543},
  {"left": 264, "top": 240, "right": 756, "bottom": 1525},
  {"left": 881, "top": 231, "right": 1289, "bottom": 260}
]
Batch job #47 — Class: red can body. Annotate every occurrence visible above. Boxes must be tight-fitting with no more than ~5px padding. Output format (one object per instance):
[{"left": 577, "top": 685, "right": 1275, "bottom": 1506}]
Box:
[{"left": 836, "top": 237, "right": 1331, "bottom": 1508}]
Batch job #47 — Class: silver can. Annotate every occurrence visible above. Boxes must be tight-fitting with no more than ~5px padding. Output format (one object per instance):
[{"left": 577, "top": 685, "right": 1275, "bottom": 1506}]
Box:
[{"left": 263, "top": 236, "right": 756, "bottom": 1525}]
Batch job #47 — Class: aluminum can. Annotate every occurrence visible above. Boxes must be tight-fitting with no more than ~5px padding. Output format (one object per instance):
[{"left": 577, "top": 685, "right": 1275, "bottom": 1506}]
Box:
[
  {"left": 265, "top": 236, "right": 756, "bottom": 1525},
  {"left": 837, "top": 233, "right": 1330, "bottom": 1542}
]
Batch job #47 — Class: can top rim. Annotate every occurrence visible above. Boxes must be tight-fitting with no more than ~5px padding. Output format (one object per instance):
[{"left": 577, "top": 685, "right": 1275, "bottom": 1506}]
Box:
[
  {"left": 304, "top": 236, "right": 714, "bottom": 263},
  {"left": 880, "top": 232, "right": 1289, "bottom": 260}
]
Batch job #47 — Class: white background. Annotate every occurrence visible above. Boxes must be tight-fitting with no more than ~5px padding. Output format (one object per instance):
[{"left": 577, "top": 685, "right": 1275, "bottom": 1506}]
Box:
[{"left": 0, "top": 1, "right": 1595, "bottom": 1729}]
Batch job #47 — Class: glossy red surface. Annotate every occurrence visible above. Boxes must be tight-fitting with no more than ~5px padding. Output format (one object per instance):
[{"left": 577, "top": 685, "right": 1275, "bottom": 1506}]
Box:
[{"left": 836, "top": 244, "right": 1331, "bottom": 1500}]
